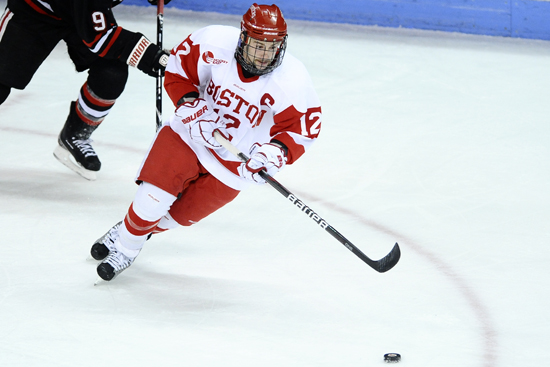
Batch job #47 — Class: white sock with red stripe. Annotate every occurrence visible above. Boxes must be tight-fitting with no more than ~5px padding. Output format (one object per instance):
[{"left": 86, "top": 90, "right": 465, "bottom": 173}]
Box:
[{"left": 115, "top": 182, "right": 177, "bottom": 257}]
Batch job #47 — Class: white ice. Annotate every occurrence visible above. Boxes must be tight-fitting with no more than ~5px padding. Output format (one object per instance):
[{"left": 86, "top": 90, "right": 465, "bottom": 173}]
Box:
[{"left": 1, "top": 3, "right": 549, "bottom": 366}]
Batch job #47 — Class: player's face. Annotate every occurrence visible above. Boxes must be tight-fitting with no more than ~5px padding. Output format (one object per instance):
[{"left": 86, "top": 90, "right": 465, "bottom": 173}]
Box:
[{"left": 243, "top": 38, "right": 282, "bottom": 71}]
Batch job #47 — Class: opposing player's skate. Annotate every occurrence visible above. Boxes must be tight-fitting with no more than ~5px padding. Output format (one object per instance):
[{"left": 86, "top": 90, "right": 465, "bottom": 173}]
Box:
[
  {"left": 53, "top": 101, "right": 101, "bottom": 180},
  {"left": 90, "top": 221, "right": 122, "bottom": 261},
  {"left": 97, "top": 249, "right": 137, "bottom": 281}
]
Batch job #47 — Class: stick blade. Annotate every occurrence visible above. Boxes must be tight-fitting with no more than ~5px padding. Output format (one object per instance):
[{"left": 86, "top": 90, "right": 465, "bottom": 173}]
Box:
[{"left": 372, "top": 242, "right": 401, "bottom": 273}]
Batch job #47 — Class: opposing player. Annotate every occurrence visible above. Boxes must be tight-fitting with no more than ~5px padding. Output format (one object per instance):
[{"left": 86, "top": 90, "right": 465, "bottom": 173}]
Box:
[
  {"left": 0, "top": 0, "right": 170, "bottom": 180},
  {"left": 90, "top": 3, "right": 322, "bottom": 281}
]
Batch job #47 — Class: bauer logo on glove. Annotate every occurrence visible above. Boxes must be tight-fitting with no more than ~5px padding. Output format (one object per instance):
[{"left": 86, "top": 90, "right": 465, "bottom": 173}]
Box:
[
  {"left": 173, "top": 98, "right": 227, "bottom": 150},
  {"left": 177, "top": 100, "right": 209, "bottom": 124}
]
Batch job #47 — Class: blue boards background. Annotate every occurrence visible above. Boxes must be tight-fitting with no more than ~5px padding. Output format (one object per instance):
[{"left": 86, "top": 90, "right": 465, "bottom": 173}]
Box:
[{"left": 124, "top": 0, "right": 550, "bottom": 40}]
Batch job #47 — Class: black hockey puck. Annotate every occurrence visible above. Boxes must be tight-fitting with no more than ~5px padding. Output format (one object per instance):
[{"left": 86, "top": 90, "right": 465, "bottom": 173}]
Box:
[{"left": 384, "top": 353, "right": 401, "bottom": 363}]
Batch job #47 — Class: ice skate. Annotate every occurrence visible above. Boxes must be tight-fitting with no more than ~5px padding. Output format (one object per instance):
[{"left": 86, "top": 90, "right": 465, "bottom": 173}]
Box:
[
  {"left": 90, "top": 221, "right": 122, "bottom": 261},
  {"left": 97, "top": 249, "right": 137, "bottom": 281},
  {"left": 53, "top": 101, "right": 101, "bottom": 180},
  {"left": 54, "top": 138, "right": 100, "bottom": 180}
]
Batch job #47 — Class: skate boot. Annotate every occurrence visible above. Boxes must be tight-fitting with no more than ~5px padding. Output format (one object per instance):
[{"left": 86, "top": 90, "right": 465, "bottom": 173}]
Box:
[
  {"left": 97, "top": 249, "right": 138, "bottom": 281},
  {"left": 53, "top": 101, "right": 101, "bottom": 180},
  {"left": 90, "top": 221, "right": 122, "bottom": 261}
]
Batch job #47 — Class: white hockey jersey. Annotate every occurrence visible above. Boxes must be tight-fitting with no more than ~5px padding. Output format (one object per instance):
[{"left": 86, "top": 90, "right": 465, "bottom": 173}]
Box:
[{"left": 164, "top": 25, "right": 322, "bottom": 191}]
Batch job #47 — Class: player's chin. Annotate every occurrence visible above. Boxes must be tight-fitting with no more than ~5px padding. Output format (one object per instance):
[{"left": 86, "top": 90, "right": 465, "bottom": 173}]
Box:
[{"left": 255, "top": 61, "right": 270, "bottom": 70}]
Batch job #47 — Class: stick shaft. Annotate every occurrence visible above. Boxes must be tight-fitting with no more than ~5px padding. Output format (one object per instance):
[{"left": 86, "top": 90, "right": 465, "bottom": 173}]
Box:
[
  {"left": 213, "top": 131, "right": 401, "bottom": 273},
  {"left": 155, "top": 0, "right": 165, "bottom": 130}
]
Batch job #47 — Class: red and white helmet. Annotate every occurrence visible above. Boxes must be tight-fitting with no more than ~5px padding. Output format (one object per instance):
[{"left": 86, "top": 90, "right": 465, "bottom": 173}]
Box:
[{"left": 235, "top": 4, "right": 288, "bottom": 76}]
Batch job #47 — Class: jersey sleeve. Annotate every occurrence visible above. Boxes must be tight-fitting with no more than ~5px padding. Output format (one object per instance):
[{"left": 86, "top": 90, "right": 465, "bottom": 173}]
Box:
[
  {"left": 72, "top": 0, "right": 149, "bottom": 62},
  {"left": 271, "top": 105, "right": 322, "bottom": 164},
  {"left": 269, "top": 64, "right": 322, "bottom": 165},
  {"left": 164, "top": 34, "right": 202, "bottom": 107}
]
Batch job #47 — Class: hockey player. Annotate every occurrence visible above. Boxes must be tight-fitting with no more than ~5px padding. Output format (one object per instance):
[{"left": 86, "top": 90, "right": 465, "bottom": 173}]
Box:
[
  {"left": 91, "top": 3, "right": 323, "bottom": 281},
  {"left": 0, "top": 0, "right": 170, "bottom": 180}
]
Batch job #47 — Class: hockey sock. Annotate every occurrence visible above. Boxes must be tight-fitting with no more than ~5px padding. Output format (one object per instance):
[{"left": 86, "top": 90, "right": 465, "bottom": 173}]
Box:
[
  {"left": 117, "top": 218, "right": 157, "bottom": 258},
  {"left": 74, "top": 82, "right": 116, "bottom": 129},
  {"left": 117, "top": 183, "right": 177, "bottom": 256},
  {"left": 87, "top": 57, "right": 128, "bottom": 99}
]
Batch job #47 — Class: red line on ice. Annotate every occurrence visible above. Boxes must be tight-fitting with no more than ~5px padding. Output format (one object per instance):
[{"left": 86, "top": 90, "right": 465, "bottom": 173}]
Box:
[{"left": 296, "top": 191, "right": 498, "bottom": 367}]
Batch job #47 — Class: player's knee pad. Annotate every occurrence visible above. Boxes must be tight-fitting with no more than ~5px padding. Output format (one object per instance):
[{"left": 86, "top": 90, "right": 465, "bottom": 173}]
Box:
[
  {"left": 0, "top": 84, "right": 10, "bottom": 104},
  {"left": 116, "top": 222, "right": 147, "bottom": 257},
  {"left": 87, "top": 58, "right": 129, "bottom": 100},
  {"left": 132, "top": 182, "right": 177, "bottom": 222}
]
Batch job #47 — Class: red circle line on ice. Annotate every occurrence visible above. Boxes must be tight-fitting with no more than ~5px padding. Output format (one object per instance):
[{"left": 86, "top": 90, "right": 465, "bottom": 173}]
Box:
[{"left": 295, "top": 190, "right": 499, "bottom": 367}]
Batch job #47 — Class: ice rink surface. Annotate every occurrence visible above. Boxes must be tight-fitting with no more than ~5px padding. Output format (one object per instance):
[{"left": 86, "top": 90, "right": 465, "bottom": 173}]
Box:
[{"left": 1, "top": 3, "right": 549, "bottom": 366}]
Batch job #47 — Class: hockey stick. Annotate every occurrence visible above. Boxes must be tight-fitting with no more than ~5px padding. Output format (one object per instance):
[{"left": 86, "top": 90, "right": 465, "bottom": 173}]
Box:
[
  {"left": 213, "top": 131, "right": 401, "bottom": 273},
  {"left": 155, "top": 0, "right": 165, "bottom": 130}
]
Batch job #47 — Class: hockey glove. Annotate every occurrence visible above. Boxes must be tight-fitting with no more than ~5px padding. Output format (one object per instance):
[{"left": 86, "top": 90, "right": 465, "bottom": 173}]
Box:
[
  {"left": 238, "top": 143, "right": 287, "bottom": 184},
  {"left": 127, "top": 35, "right": 169, "bottom": 77},
  {"left": 174, "top": 99, "right": 226, "bottom": 150},
  {"left": 148, "top": 0, "right": 171, "bottom": 5}
]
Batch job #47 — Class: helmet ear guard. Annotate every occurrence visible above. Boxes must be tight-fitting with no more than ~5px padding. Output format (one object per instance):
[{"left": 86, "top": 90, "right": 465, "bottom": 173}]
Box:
[{"left": 235, "top": 4, "right": 288, "bottom": 76}]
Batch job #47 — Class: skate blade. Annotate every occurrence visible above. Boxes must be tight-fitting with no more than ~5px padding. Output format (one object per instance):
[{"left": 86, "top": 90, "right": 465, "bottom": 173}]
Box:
[
  {"left": 94, "top": 277, "right": 106, "bottom": 286},
  {"left": 53, "top": 145, "right": 97, "bottom": 181}
]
